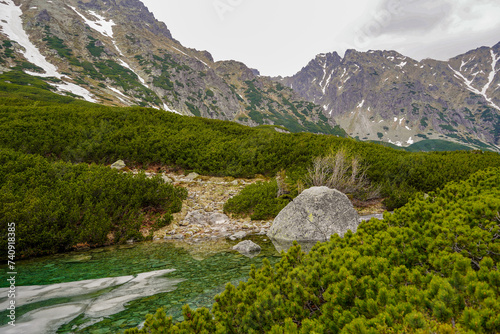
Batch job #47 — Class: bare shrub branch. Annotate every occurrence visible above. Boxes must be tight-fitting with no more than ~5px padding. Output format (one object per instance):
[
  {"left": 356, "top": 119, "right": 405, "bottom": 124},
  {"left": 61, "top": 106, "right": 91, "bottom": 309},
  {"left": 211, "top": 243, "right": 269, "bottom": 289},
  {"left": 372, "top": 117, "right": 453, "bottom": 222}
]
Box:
[{"left": 302, "top": 147, "right": 380, "bottom": 200}]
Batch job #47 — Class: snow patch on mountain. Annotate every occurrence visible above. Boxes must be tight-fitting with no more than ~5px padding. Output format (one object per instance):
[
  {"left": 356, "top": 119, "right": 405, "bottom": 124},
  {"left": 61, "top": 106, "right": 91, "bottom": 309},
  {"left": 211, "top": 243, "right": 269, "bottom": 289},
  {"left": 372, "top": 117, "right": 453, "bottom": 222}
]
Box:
[
  {"left": 163, "top": 103, "right": 181, "bottom": 114},
  {"left": 53, "top": 82, "right": 96, "bottom": 102},
  {"left": 449, "top": 59, "right": 500, "bottom": 111},
  {"left": 111, "top": 41, "right": 147, "bottom": 85},
  {"left": 388, "top": 139, "right": 403, "bottom": 147},
  {"left": 108, "top": 87, "right": 130, "bottom": 104},
  {"left": 0, "top": 0, "right": 95, "bottom": 102},
  {"left": 482, "top": 50, "right": 499, "bottom": 96},
  {"left": 396, "top": 62, "right": 407, "bottom": 69},
  {"left": 69, "top": 6, "right": 115, "bottom": 38},
  {"left": 0, "top": 0, "right": 61, "bottom": 77}
]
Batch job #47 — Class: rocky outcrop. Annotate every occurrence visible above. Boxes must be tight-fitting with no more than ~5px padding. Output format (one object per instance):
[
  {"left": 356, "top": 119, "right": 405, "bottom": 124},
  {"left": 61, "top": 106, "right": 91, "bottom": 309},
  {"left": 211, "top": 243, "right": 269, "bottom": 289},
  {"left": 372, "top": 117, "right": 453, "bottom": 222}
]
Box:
[{"left": 267, "top": 187, "right": 359, "bottom": 242}]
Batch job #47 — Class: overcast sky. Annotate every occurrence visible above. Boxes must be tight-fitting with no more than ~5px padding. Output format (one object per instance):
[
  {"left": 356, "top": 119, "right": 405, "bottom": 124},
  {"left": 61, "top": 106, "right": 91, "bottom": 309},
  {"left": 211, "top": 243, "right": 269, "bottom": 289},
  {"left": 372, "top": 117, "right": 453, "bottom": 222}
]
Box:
[{"left": 141, "top": 0, "right": 500, "bottom": 77}]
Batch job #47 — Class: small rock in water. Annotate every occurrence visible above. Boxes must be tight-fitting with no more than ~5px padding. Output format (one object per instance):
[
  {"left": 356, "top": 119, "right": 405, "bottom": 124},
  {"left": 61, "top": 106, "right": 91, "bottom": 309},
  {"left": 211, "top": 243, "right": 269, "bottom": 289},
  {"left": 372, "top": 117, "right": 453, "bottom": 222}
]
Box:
[
  {"left": 110, "top": 160, "right": 126, "bottom": 170},
  {"left": 233, "top": 240, "right": 261, "bottom": 254}
]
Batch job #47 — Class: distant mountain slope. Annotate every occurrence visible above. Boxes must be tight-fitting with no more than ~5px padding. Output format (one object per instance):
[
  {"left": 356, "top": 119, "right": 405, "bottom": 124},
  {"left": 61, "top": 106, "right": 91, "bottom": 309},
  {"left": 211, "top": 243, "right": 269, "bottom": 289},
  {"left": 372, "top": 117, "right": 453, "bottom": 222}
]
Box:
[
  {"left": 0, "top": 0, "right": 343, "bottom": 135},
  {"left": 276, "top": 43, "right": 500, "bottom": 151}
]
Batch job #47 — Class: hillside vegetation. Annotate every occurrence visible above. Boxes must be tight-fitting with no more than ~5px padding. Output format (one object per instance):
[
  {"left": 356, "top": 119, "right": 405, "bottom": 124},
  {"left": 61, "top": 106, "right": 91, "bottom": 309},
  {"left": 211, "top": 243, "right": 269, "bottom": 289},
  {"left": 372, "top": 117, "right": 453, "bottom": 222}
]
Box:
[
  {"left": 126, "top": 167, "right": 500, "bottom": 333},
  {"left": 1, "top": 82, "right": 499, "bottom": 258}
]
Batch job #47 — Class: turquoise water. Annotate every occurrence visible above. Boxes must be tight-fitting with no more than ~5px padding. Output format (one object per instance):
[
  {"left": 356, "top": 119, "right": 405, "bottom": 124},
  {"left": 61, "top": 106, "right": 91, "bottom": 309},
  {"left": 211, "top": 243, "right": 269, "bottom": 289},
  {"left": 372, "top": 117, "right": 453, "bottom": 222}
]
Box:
[{"left": 0, "top": 236, "right": 280, "bottom": 333}]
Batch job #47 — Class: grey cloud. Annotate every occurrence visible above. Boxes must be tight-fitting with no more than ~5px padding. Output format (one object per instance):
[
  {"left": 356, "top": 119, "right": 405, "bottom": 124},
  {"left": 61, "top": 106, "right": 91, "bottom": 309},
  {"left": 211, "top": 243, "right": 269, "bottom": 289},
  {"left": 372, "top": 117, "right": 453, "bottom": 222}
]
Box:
[{"left": 374, "top": 0, "right": 453, "bottom": 34}]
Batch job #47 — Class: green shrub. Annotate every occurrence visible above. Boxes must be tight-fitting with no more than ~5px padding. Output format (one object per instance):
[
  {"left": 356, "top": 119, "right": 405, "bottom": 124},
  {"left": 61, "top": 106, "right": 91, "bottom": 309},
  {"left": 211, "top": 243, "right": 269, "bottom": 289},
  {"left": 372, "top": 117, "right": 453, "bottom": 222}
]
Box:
[
  {"left": 0, "top": 149, "right": 187, "bottom": 259},
  {"left": 224, "top": 180, "right": 290, "bottom": 220}
]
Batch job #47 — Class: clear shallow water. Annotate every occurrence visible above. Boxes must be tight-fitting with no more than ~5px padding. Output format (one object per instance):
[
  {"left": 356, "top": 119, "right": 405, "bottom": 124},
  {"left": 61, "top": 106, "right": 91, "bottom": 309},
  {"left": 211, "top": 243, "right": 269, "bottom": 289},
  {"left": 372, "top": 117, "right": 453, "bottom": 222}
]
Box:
[{"left": 0, "top": 236, "right": 280, "bottom": 333}]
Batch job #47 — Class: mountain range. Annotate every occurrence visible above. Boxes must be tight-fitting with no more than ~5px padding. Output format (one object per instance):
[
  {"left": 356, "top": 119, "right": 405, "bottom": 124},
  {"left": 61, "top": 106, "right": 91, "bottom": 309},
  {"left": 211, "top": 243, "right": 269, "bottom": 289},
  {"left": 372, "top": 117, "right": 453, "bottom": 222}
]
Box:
[
  {"left": 276, "top": 44, "right": 500, "bottom": 151},
  {"left": 0, "top": 0, "right": 499, "bottom": 151}
]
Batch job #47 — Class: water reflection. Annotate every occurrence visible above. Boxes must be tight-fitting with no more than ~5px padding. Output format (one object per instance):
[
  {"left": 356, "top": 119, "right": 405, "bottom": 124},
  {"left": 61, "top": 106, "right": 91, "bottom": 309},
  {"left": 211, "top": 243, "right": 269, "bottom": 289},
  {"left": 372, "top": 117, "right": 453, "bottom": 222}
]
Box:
[
  {"left": 270, "top": 238, "right": 321, "bottom": 254},
  {"left": 0, "top": 236, "right": 280, "bottom": 333}
]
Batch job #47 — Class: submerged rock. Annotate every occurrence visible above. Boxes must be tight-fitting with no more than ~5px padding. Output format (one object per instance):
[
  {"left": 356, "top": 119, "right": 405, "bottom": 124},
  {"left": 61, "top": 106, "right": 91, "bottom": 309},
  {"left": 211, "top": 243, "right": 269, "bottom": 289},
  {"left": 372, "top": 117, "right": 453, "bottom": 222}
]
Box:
[
  {"left": 232, "top": 240, "right": 261, "bottom": 254},
  {"left": 267, "top": 186, "right": 359, "bottom": 242}
]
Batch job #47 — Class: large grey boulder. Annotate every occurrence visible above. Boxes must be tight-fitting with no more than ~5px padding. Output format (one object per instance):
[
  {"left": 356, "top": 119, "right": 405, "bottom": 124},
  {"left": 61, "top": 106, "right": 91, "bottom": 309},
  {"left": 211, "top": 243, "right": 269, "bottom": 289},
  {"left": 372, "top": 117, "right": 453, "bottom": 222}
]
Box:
[{"left": 267, "top": 186, "right": 359, "bottom": 242}]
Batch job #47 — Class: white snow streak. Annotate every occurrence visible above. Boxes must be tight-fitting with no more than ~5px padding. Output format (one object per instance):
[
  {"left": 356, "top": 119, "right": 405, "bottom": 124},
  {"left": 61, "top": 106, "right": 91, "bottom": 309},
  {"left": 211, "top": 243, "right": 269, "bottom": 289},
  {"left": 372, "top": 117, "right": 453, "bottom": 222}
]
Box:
[
  {"left": 109, "top": 87, "right": 130, "bottom": 104},
  {"left": 112, "top": 41, "right": 146, "bottom": 85},
  {"left": 172, "top": 47, "right": 188, "bottom": 56},
  {"left": 482, "top": 50, "right": 499, "bottom": 96},
  {"left": 340, "top": 68, "right": 347, "bottom": 79},
  {"left": 173, "top": 46, "right": 208, "bottom": 67},
  {"left": 388, "top": 139, "right": 403, "bottom": 147},
  {"left": 407, "top": 137, "right": 414, "bottom": 145},
  {"left": 396, "top": 61, "right": 407, "bottom": 68},
  {"left": 321, "top": 70, "right": 334, "bottom": 94},
  {"left": 53, "top": 82, "right": 96, "bottom": 102},
  {"left": 163, "top": 103, "right": 181, "bottom": 114},
  {"left": 357, "top": 100, "right": 365, "bottom": 108},
  {"left": 448, "top": 52, "right": 500, "bottom": 111},
  {"left": 69, "top": 6, "right": 115, "bottom": 37},
  {"left": 319, "top": 59, "right": 328, "bottom": 93}
]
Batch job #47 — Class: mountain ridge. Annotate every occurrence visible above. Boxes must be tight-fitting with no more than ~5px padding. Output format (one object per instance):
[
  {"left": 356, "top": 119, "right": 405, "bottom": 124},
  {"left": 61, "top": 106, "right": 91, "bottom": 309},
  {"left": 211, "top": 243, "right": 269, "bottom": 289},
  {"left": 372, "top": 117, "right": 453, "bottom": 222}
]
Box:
[
  {"left": 0, "top": 0, "right": 344, "bottom": 136},
  {"left": 276, "top": 42, "right": 500, "bottom": 151},
  {"left": 1, "top": 0, "right": 499, "bottom": 150}
]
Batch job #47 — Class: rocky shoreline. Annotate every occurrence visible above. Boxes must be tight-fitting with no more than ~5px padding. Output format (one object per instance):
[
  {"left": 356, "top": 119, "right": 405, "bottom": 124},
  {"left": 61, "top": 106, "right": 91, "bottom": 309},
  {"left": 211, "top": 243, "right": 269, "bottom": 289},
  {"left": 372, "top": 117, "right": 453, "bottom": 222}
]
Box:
[
  {"left": 123, "top": 168, "right": 386, "bottom": 242},
  {"left": 151, "top": 172, "right": 274, "bottom": 242}
]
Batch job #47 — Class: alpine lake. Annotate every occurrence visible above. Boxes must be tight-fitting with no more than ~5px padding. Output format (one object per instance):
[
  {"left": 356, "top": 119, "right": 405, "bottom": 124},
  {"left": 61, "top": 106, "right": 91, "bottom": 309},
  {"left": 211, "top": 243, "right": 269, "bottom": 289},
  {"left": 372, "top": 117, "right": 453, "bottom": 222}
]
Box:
[{"left": 0, "top": 235, "right": 282, "bottom": 333}]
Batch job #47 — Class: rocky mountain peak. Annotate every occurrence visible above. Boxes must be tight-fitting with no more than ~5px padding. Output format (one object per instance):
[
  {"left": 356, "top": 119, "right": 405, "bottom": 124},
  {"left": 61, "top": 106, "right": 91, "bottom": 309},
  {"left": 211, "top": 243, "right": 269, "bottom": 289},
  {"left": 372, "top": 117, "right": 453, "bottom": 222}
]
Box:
[{"left": 278, "top": 44, "right": 500, "bottom": 151}]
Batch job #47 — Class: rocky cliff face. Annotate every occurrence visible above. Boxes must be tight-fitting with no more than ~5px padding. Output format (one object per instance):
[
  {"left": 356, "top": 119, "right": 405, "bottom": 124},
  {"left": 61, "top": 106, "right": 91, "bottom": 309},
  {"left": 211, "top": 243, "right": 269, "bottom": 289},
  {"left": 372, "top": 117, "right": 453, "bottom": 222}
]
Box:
[
  {"left": 277, "top": 44, "right": 500, "bottom": 151},
  {"left": 0, "top": 0, "right": 342, "bottom": 135}
]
